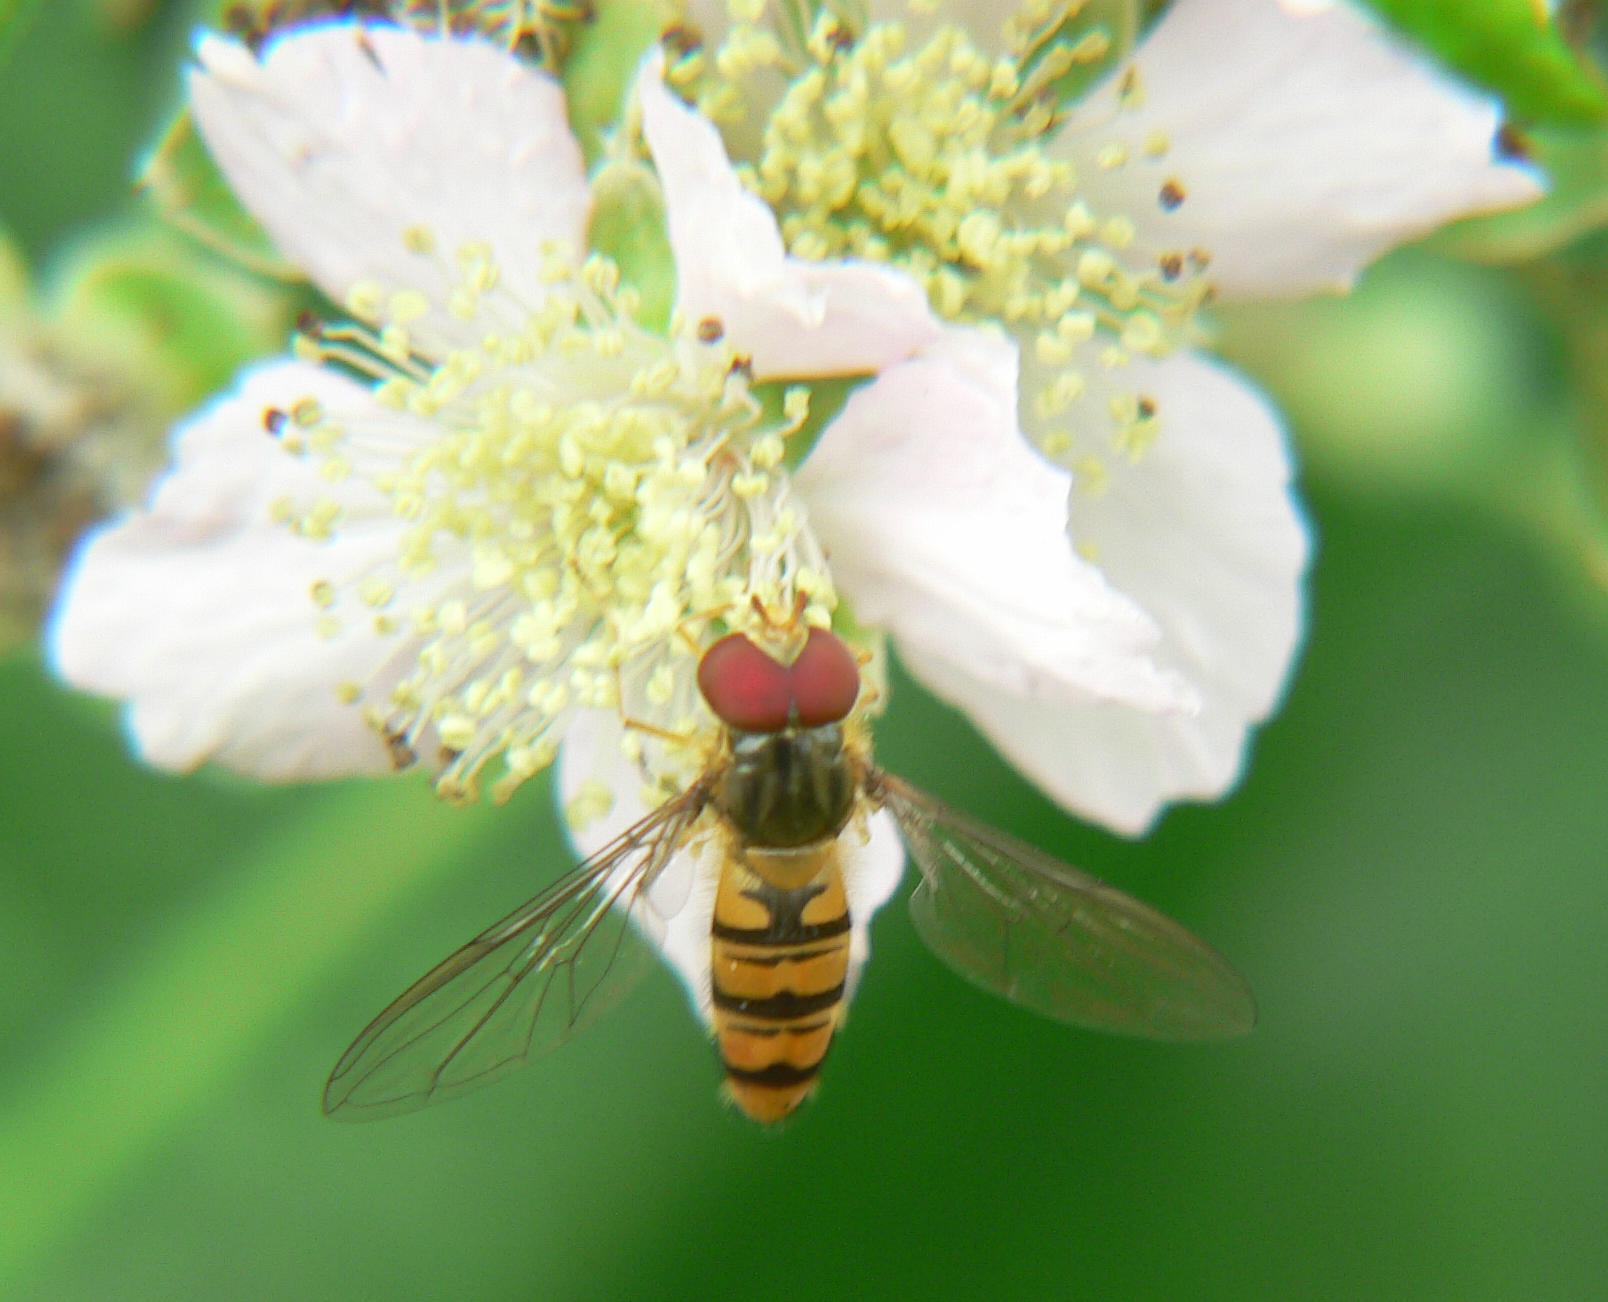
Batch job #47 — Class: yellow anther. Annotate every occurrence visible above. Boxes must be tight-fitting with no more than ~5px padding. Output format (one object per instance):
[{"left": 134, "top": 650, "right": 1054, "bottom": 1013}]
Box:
[
  {"left": 346, "top": 282, "right": 383, "bottom": 321},
  {"left": 1101, "top": 217, "right": 1136, "bottom": 249},
  {"left": 1121, "top": 312, "right": 1164, "bottom": 353},
  {"left": 379, "top": 325, "right": 412, "bottom": 361},
  {"left": 389, "top": 290, "right": 430, "bottom": 325},
  {"left": 1072, "top": 456, "right": 1109, "bottom": 495},
  {"left": 1070, "top": 30, "right": 1112, "bottom": 64},
  {"left": 1035, "top": 331, "right": 1075, "bottom": 366},
  {"left": 360, "top": 577, "right": 394, "bottom": 607},
  {"left": 1077, "top": 249, "right": 1116, "bottom": 286},
  {"left": 290, "top": 399, "right": 323, "bottom": 427}
]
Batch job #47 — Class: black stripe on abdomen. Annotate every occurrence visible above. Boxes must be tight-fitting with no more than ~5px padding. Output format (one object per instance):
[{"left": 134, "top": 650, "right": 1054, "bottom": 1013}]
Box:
[
  {"left": 720, "top": 1017, "right": 833, "bottom": 1040},
  {"left": 710, "top": 912, "right": 851, "bottom": 945},
  {"left": 717, "top": 944, "right": 843, "bottom": 969},
  {"left": 711, "top": 982, "right": 846, "bottom": 1020},
  {"left": 721, "top": 1060, "right": 825, "bottom": 1087}
]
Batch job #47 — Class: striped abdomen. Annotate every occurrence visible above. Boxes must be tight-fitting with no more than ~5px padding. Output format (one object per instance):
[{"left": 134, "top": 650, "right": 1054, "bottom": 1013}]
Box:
[{"left": 710, "top": 843, "right": 851, "bottom": 1123}]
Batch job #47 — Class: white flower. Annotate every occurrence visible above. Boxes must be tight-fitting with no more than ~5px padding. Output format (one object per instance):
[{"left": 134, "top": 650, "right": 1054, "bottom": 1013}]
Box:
[
  {"left": 43, "top": 9, "right": 1533, "bottom": 1019},
  {"left": 29, "top": 22, "right": 1069, "bottom": 1010},
  {"left": 51, "top": 22, "right": 932, "bottom": 793},
  {"left": 656, "top": 0, "right": 1542, "bottom": 830}
]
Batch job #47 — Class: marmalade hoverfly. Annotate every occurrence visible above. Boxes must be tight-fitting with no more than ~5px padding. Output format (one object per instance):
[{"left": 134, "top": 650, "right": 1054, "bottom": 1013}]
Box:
[{"left": 324, "top": 627, "right": 1255, "bottom": 1123}]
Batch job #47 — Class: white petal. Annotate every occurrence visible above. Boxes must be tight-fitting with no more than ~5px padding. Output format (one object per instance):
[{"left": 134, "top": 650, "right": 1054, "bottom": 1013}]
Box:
[
  {"left": 796, "top": 325, "right": 1195, "bottom": 718},
  {"left": 635, "top": 52, "right": 941, "bottom": 378},
  {"left": 557, "top": 710, "right": 905, "bottom": 1024},
  {"left": 1057, "top": 0, "right": 1542, "bottom": 299},
  {"left": 48, "top": 360, "right": 429, "bottom": 780},
  {"left": 904, "top": 350, "right": 1309, "bottom": 835},
  {"left": 190, "top": 24, "right": 590, "bottom": 348},
  {"left": 557, "top": 710, "right": 718, "bottom": 1016},
  {"left": 839, "top": 808, "right": 906, "bottom": 1001}
]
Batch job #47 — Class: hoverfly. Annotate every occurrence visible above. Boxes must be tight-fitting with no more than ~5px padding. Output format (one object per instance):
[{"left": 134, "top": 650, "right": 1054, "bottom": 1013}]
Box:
[{"left": 324, "top": 627, "right": 1255, "bottom": 1123}]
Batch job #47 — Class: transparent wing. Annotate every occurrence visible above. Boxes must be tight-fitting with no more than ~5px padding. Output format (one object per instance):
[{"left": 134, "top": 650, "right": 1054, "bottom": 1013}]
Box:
[
  {"left": 874, "top": 772, "right": 1256, "bottom": 1040},
  {"left": 324, "top": 785, "right": 711, "bottom": 1120}
]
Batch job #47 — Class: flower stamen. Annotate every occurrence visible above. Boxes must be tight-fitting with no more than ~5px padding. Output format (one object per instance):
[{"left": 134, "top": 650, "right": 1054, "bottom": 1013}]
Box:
[
  {"left": 672, "top": 0, "right": 1218, "bottom": 488},
  {"left": 274, "top": 236, "right": 835, "bottom": 804}
]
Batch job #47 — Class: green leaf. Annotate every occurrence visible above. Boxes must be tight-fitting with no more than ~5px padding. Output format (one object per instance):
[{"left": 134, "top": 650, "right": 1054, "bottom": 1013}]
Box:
[
  {"left": 138, "top": 110, "right": 301, "bottom": 282},
  {"left": 561, "top": 0, "right": 667, "bottom": 165},
  {"left": 0, "top": 776, "right": 507, "bottom": 1290},
  {"left": 51, "top": 227, "right": 299, "bottom": 408},
  {"left": 1436, "top": 126, "right": 1608, "bottom": 262},
  {"left": 0, "top": 0, "right": 41, "bottom": 73},
  {"left": 771, "top": 375, "right": 856, "bottom": 472},
  {"left": 1008, "top": 0, "right": 1143, "bottom": 113},
  {"left": 0, "top": 228, "right": 28, "bottom": 306},
  {"left": 1359, "top": 0, "right": 1608, "bottom": 126},
  {"left": 587, "top": 159, "right": 675, "bottom": 331}
]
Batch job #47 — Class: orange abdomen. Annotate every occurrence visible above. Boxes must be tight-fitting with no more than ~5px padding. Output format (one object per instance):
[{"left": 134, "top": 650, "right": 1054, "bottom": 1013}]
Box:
[{"left": 710, "top": 845, "right": 851, "bottom": 1123}]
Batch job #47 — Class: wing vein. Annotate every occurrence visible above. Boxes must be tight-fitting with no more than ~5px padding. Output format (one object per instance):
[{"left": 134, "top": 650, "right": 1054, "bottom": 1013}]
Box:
[
  {"left": 324, "top": 782, "right": 712, "bottom": 1119},
  {"left": 873, "top": 771, "right": 1256, "bottom": 1041}
]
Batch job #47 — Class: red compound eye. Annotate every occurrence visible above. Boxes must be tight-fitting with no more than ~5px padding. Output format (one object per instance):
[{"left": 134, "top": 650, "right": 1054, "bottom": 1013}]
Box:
[
  {"left": 697, "top": 634, "right": 793, "bottom": 733},
  {"left": 789, "top": 627, "right": 861, "bottom": 726}
]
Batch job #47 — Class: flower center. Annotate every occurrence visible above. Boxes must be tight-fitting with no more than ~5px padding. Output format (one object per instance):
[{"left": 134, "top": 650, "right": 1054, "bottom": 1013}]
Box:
[
  {"left": 231, "top": 1, "right": 590, "bottom": 62},
  {"left": 672, "top": 1, "right": 1212, "bottom": 480},
  {"left": 272, "top": 242, "right": 833, "bottom": 805}
]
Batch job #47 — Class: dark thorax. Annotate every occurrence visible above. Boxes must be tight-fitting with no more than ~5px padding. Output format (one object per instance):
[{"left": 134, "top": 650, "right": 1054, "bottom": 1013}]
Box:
[{"left": 714, "top": 723, "right": 855, "bottom": 850}]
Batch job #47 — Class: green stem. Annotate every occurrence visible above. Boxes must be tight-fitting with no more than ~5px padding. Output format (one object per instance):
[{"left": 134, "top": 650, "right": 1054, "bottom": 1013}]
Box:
[
  {"left": 0, "top": 0, "right": 42, "bottom": 72},
  {"left": 0, "top": 780, "right": 501, "bottom": 1289}
]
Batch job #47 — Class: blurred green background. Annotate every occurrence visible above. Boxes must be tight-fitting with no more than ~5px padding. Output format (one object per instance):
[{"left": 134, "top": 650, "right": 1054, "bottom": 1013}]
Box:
[{"left": 4, "top": 3, "right": 1607, "bottom": 1299}]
